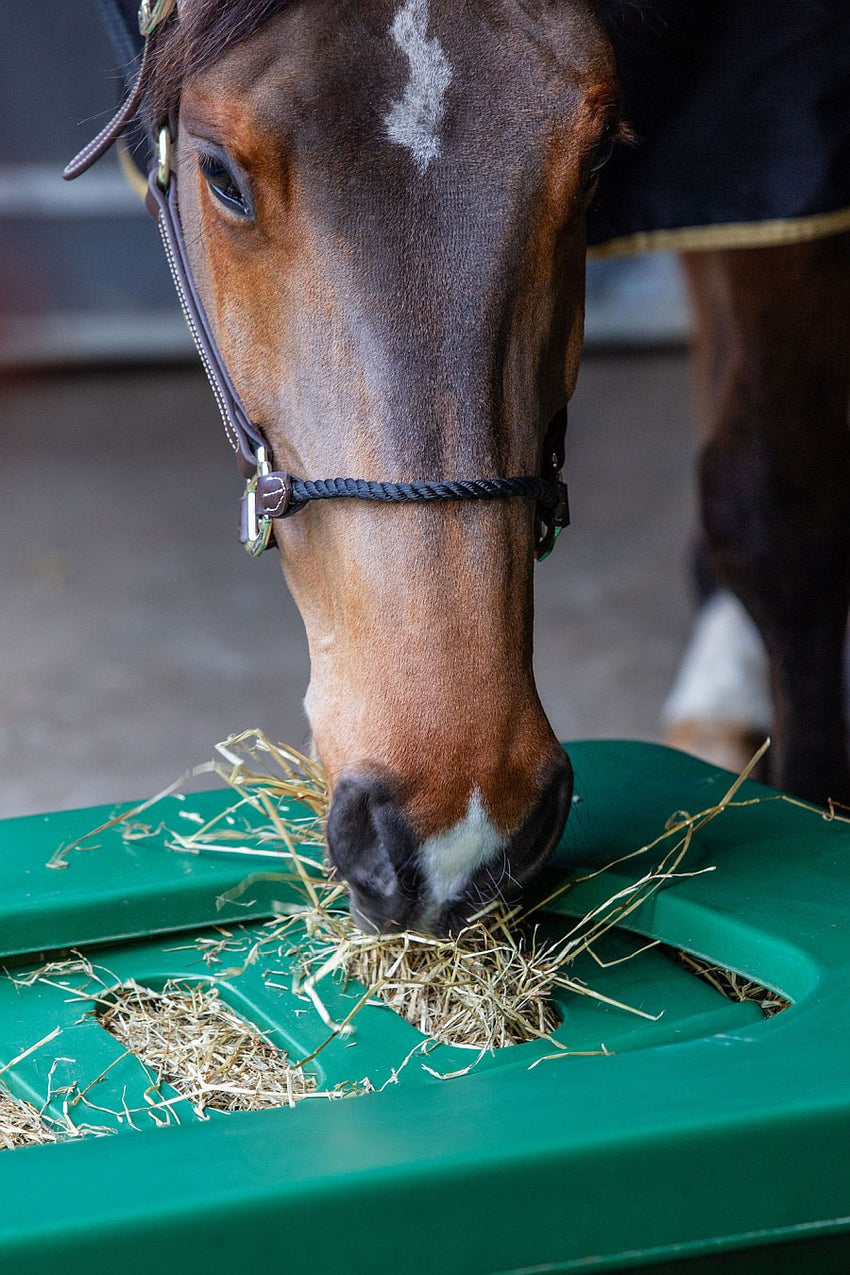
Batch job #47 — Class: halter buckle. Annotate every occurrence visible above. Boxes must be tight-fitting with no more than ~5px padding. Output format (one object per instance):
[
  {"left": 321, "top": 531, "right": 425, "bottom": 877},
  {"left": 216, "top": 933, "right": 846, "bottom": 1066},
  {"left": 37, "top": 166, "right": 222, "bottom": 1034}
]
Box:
[
  {"left": 535, "top": 458, "right": 570, "bottom": 562},
  {"left": 139, "top": 0, "right": 176, "bottom": 36},
  {"left": 155, "top": 126, "right": 172, "bottom": 190},
  {"left": 242, "top": 447, "right": 274, "bottom": 557},
  {"left": 535, "top": 518, "right": 561, "bottom": 563}
]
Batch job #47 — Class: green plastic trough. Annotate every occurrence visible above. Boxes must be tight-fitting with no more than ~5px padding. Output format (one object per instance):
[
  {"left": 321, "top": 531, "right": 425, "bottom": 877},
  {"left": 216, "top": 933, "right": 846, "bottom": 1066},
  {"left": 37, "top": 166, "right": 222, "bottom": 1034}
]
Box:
[{"left": 1, "top": 741, "right": 849, "bottom": 1274}]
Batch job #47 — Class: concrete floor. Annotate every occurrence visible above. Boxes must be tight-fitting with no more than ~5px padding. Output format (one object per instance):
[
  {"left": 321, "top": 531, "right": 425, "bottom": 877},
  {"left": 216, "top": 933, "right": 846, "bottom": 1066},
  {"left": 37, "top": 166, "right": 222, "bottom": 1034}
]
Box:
[{"left": 0, "top": 353, "right": 699, "bottom": 818}]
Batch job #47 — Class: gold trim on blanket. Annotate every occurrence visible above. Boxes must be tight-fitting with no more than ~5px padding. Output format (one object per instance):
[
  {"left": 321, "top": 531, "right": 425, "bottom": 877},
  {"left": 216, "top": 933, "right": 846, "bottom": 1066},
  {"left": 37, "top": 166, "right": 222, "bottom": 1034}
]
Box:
[{"left": 588, "top": 206, "right": 850, "bottom": 258}]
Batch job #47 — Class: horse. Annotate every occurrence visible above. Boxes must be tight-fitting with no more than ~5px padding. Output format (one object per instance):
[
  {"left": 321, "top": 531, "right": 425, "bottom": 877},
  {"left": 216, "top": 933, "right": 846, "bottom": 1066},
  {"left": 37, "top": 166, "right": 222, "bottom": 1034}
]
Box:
[{"left": 73, "top": 0, "right": 850, "bottom": 934}]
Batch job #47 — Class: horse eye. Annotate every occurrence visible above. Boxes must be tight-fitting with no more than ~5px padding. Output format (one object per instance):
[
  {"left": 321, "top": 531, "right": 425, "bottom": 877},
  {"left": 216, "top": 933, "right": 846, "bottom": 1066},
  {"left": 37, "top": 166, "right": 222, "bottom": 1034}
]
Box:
[
  {"left": 581, "top": 126, "right": 616, "bottom": 199},
  {"left": 198, "top": 153, "right": 252, "bottom": 219},
  {"left": 589, "top": 128, "right": 616, "bottom": 178}
]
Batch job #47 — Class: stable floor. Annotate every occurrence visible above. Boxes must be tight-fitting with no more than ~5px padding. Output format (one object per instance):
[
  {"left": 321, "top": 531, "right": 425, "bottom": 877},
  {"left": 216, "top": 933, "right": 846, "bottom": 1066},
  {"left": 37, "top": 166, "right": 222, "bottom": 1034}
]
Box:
[{"left": 0, "top": 354, "right": 699, "bottom": 817}]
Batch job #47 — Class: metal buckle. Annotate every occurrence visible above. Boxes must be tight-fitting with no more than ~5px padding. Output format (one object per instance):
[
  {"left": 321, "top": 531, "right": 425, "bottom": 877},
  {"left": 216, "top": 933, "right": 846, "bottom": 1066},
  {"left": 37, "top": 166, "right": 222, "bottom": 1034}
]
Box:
[
  {"left": 535, "top": 458, "right": 569, "bottom": 563},
  {"left": 535, "top": 517, "right": 561, "bottom": 563},
  {"left": 155, "top": 126, "right": 172, "bottom": 190},
  {"left": 139, "top": 0, "right": 176, "bottom": 36},
  {"left": 243, "top": 447, "right": 274, "bottom": 558}
]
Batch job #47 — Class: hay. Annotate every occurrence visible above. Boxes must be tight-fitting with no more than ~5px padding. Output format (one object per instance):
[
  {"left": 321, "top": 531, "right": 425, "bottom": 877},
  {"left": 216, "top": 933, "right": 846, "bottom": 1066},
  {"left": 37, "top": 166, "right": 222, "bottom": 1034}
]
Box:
[
  {"left": 349, "top": 924, "right": 562, "bottom": 1047},
  {"left": 281, "top": 907, "right": 566, "bottom": 1053},
  {"left": 2, "top": 954, "right": 361, "bottom": 1146},
  {"left": 97, "top": 979, "right": 316, "bottom": 1113},
  {"left": 0, "top": 1087, "right": 57, "bottom": 1151}
]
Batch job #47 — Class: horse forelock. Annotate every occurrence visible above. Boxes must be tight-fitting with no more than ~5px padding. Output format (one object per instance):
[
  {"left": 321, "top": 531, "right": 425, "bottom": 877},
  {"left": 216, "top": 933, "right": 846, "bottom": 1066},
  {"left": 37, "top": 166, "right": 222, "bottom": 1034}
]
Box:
[{"left": 142, "top": 0, "right": 294, "bottom": 123}]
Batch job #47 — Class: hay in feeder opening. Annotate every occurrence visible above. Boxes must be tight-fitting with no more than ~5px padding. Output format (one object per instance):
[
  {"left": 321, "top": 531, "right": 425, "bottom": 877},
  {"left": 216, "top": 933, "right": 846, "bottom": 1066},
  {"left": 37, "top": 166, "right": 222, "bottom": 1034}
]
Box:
[
  {"left": 350, "top": 924, "right": 562, "bottom": 1047},
  {"left": 268, "top": 874, "right": 676, "bottom": 1059},
  {"left": 0, "top": 1087, "right": 57, "bottom": 1151},
  {"left": 290, "top": 910, "right": 566, "bottom": 1053},
  {"left": 97, "top": 979, "right": 316, "bottom": 1113}
]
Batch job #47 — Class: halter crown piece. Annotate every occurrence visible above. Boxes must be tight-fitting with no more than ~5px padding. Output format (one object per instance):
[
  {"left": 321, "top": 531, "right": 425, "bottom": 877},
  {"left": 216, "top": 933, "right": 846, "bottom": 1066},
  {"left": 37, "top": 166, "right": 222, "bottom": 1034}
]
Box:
[{"left": 64, "top": 0, "right": 570, "bottom": 560}]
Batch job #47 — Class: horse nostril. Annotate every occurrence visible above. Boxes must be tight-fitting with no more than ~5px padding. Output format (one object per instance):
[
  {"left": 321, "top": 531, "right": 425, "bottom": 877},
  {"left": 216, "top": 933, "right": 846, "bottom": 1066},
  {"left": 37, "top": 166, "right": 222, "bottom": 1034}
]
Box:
[
  {"left": 325, "top": 773, "right": 422, "bottom": 932},
  {"left": 509, "top": 749, "right": 574, "bottom": 885}
]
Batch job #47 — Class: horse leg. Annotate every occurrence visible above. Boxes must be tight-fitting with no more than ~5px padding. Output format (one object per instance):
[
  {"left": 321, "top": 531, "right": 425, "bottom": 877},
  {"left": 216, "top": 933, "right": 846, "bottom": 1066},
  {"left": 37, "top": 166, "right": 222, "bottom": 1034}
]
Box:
[
  {"left": 662, "top": 585, "right": 773, "bottom": 774},
  {"left": 679, "top": 233, "right": 850, "bottom": 804}
]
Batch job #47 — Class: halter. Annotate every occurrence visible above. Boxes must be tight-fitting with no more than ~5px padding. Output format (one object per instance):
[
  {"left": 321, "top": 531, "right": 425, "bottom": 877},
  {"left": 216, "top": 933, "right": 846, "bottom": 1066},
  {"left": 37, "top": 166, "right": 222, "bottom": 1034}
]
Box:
[{"left": 65, "top": 0, "right": 570, "bottom": 560}]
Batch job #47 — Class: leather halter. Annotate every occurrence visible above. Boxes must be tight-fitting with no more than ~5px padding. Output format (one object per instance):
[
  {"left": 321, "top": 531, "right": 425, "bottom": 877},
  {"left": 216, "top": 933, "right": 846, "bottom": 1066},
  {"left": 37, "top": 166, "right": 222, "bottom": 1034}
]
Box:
[{"left": 64, "top": 0, "right": 570, "bottom": 560}]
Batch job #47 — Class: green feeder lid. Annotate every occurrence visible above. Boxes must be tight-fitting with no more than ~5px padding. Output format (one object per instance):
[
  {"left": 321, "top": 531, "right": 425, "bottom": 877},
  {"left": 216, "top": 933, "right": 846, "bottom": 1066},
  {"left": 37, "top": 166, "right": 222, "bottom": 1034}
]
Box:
[{"left": 0, "top": 741, "right": 848, "bottom": 1274}]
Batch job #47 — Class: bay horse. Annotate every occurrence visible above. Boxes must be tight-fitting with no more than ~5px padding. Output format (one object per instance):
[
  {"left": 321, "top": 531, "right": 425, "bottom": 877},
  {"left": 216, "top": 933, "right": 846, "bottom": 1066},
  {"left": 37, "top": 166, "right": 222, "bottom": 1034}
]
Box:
[{"left": 74, "top": 0, "right": 850, "bottom": 933}]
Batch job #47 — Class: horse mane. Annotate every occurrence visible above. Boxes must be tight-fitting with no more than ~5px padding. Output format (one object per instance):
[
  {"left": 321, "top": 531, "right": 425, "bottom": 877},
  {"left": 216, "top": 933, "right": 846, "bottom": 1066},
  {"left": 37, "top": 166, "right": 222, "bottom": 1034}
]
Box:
[{"left": 143, "top": 0, "right": 293, "bottom": 122}]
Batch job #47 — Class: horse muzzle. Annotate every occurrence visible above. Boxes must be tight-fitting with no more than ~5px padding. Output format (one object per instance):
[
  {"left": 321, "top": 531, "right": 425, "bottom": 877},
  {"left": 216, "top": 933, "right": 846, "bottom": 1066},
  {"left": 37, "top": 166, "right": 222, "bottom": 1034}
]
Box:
[{"left": 326, "top": 751, "right": 573, "bottom": 936}]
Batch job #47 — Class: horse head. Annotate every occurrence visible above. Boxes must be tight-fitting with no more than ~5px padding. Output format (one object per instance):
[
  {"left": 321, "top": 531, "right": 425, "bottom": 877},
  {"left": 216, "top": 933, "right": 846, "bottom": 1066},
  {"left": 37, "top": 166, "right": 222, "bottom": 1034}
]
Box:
[{"left": 147, "top": 0, "right": 621, "bottom": 933}]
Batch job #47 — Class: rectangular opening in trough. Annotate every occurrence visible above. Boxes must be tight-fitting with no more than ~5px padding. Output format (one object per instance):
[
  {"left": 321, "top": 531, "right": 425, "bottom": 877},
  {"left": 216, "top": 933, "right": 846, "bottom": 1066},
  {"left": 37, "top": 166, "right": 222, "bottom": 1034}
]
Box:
[
  {"left": 0, "top": 1085, "right": 56, "bottom": 1151},
  {"left": 660, "top": 946, "right": 791, "bottom": 1018},
  {"left": 96, "top": 979, "right": 317, "bottom": 1115}
]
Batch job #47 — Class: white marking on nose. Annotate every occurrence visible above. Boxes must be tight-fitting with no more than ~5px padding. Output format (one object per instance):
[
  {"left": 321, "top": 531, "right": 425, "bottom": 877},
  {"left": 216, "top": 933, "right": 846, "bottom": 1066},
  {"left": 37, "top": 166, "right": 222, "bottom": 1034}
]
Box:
[
  {"left": 419, "top": 789, "right": 504, "bottom": 909},
  {"left": 384, "top": 0, "right": 452, "bottom": 174},
  {"left": 662, "top": 589, "right": 772, "bottom": 729}
]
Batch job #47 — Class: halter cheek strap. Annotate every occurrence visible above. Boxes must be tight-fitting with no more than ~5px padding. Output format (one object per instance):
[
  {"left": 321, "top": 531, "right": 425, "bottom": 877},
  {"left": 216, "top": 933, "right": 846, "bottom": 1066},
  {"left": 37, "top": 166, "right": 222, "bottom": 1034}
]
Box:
[
  {"left": 63, "top": 0, "right": 570, "bottom": 561},
  {"left": 145, "top": 152, "right": 266, "bottom": 478}
]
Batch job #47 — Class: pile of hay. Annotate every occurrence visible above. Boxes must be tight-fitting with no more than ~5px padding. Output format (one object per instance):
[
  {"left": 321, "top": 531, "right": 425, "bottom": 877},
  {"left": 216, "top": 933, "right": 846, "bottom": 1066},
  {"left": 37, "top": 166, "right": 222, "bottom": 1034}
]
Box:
[
  {"left": 4, "top": 953, "right": 361, "bottom": 1141},
  {"left": 279, "top": 905, "right": 567, "bottom": 1054},
  {"left": 98, "top": 979, "right": 316, "bottom": 1114},
  {"left": 347, "top": 924, "right": 561, "bottom": 1048}
]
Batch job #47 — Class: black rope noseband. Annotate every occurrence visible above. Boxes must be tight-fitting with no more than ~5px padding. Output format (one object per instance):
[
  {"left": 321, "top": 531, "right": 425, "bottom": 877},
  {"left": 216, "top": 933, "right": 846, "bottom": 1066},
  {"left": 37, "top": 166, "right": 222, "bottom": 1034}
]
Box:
[
  {"left": 64, "top": 0, "right": 571, "bottom": 562},
  {"left": 266, "top": 474, "right": 566, "bottom": 515},
  {"left": 242, "top": 459, "right": 568, "bottom": 556}
]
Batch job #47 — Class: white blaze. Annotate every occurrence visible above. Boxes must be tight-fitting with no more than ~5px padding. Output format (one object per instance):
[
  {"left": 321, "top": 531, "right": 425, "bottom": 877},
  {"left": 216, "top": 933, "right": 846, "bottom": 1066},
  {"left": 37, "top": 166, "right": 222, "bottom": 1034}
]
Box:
[
  {"left": 384, "top": 0, "right": 452, "bottom": 174},
  {"left": 419, "top": 789, "right": 504, "bottom": 910},
  {"left": 662, "top": 589, "right": 772, "bottom": 729}
]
